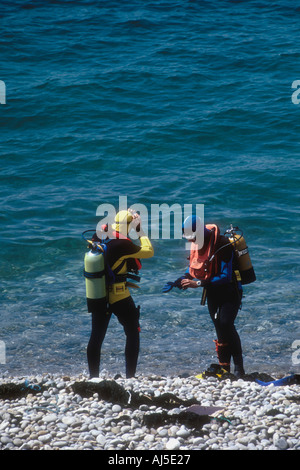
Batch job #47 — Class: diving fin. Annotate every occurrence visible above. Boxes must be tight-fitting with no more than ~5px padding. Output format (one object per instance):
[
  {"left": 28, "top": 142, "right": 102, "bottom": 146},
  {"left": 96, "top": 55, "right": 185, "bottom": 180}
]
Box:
[
  {"left": 195, "top": 363, "right": 233, "bottom": 380},
  {"left": 255, "top": 374, "right": 300, "bottom": 386}
]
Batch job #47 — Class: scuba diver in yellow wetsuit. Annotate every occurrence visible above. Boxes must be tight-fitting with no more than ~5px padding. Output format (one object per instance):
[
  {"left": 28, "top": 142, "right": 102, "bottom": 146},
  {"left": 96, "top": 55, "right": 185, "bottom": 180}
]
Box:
[{"left": 85, "top": 210, "right": 154, "bottom": 378}]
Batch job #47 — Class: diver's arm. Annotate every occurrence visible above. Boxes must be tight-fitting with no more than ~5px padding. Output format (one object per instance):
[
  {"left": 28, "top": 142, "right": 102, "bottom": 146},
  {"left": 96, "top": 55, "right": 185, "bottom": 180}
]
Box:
[
  {"left": 209, "top": 256, "right": 233, "bottom": 286},
  {"left": 137, "top": 233, "right": 154, "bottom": 259},
  {"left": 130, "top": 212, "right": 154, "bottom": 259}
]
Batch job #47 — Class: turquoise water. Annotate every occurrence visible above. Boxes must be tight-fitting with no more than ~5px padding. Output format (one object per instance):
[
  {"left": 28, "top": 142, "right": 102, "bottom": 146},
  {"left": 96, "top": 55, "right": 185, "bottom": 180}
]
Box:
[{"left": 0, "top": 0, "right": 299, "bottom": 377}]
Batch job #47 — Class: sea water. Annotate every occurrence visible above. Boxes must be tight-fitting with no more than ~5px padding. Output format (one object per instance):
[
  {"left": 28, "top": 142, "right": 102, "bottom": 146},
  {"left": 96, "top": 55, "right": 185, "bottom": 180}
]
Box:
[{"left": 0, "top": 0, "right": 299, "bottom": 377}]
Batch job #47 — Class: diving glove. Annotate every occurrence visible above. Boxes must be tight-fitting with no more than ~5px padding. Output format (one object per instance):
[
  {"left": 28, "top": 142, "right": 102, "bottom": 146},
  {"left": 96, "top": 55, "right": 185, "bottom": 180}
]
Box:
[
  {"left": 162, "top": 276, "right": 185, "bottom": 293},
  {"left": 162, "top": 282, "right": 176, "bottom": 293}
]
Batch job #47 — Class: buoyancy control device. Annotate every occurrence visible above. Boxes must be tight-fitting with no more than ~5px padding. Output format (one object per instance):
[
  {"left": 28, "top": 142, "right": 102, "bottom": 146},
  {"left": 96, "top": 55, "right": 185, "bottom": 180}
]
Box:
[
  {"left": 82, "top": 229, "right": 142, "bottom": 311},
  {"left": 189, "top": 224, "right": 220, "bottom": 282},
  {"left": 225, "top": 225, "right": 256, "bottom": 285}
]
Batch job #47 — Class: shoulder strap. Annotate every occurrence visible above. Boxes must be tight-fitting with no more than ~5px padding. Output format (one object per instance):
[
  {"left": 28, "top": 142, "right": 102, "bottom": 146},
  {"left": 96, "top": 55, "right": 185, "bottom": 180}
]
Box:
[{"left": 100, "top": 241, "right": 116, "bottom": 285}]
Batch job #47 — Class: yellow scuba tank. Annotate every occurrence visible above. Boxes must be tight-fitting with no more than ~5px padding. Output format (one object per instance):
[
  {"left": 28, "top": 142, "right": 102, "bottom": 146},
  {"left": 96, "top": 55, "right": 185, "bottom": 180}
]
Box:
[
  {"left": 84, "top": 244, "right": 106, "bottom": 301},
  {"left": 226, "top": 225, "right": 256, "bottom": 285}
]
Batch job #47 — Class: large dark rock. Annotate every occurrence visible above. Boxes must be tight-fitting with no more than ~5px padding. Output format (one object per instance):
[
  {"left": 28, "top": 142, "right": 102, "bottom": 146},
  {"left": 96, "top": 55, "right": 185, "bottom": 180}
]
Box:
[
  {"left": 71, "top": 379, "right": 198, "bottom": 410},
  {"left": 0, "top": 381, "right": 46, "bottom": 400}
]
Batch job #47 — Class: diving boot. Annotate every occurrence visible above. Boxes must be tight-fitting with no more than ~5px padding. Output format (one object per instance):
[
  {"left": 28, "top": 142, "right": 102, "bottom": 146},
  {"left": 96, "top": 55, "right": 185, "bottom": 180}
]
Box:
[
  {"left": 213, "top": 340, "right": 231, "bottom": 373},
  {"left": 233, "top": 364, "right": 245, "bottom": 379}
]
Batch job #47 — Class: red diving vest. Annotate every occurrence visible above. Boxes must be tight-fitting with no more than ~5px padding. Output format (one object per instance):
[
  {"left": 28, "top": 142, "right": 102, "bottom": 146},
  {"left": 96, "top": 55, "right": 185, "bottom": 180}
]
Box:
[{"left": 189, "top": 224, "right": 220, "bottom": 281}]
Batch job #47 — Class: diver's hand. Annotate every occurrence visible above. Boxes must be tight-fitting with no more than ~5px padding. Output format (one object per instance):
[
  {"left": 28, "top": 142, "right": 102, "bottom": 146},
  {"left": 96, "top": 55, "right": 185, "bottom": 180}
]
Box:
[
  {"left": 128, "top": 209, "right": 143, "bottom": 234},
  {"left": 181, "top": 279, "right": 201, "bottom": 289}
]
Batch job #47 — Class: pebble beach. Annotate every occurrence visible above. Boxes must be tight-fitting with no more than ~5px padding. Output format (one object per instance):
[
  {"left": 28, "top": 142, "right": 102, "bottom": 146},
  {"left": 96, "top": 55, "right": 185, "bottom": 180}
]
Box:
[{"left": 0, "top": 371, "right": 299, "bottom": 451}]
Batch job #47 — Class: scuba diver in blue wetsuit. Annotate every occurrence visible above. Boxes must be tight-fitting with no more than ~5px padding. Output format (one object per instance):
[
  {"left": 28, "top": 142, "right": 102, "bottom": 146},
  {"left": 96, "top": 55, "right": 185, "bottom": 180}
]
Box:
[{"left": 163, "top": 215, "right": 255, "bottom": 378}]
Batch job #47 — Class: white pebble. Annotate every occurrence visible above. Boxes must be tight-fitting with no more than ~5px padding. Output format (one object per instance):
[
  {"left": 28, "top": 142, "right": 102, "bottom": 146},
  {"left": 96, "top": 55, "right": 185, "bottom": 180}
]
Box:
[
  {"left": 166, "top": 438, "right": 181, "bottom": 450},
  {"left": 38, "top": 433, "right": 52, "bottom": 443},
  {"left": 0, "top": 372, "right": 299, "bottom": 451},
  {"left": 43, "top": 414, "right": 57, "bottom": 423},
  {"left": 112, "top": 404, "right": 122, "bottom": 413}
]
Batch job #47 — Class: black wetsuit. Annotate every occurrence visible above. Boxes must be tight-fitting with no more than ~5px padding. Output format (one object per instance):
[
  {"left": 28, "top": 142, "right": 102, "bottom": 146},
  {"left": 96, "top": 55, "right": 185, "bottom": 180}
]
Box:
[
  {"left": 205, "top": 235, "right": 244, "bottom": 375},
  {"left": 87, "top": 296, "right": 140, "bottom": 379}
]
